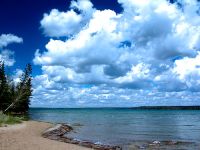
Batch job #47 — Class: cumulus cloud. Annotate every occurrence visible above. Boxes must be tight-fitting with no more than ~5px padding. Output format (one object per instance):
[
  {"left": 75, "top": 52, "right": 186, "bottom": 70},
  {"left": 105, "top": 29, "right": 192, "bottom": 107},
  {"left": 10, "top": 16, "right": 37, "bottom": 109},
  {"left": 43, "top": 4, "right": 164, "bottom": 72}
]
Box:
[
  {"left": 0, "top": 34, "right": 23, "bottom": 48},
  {"left": 40, "top": 0, "right": 95, "bottom": 37},
  {"left": 0, "top": 34, "right": 23, "bottom": 66},
  {"left": 12, "top": 69, "right": 24, "bottom": 84},
  {"left": 0, "top": 50, "right": 15, "bottom": 66},
  {"left": 36, "top": 8, "right": 121, "bottom": 73},
  {"left": 31, "top": 84, "right": 200, "bottom": 107},
  {"left": 172, "top": 52, "right": 200, "bottom": 91},
  {"left": 33, "top": 0, "right": 200, "bottom": 107}
]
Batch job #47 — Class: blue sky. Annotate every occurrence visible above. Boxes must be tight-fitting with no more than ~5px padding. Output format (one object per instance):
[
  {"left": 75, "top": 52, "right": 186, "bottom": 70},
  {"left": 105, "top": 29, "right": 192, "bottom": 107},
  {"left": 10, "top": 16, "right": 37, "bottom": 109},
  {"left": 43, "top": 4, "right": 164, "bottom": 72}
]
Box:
[{"left": 0, "top": 0, "right": 200, "bottom": 107}]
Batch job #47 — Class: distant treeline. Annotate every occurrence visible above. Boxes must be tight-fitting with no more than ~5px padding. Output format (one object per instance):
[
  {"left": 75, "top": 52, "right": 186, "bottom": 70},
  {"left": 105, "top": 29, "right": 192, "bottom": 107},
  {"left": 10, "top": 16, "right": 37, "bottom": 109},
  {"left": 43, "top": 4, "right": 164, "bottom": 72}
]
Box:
[
  {"left": 132, "top": 106, "right": 200, "bottom": 110},
  {"left": 30, "top": 106, "right": 200, "bottom": 110},
  {"left": 0, "top": 61, "right": 32, "bottom": 114}
]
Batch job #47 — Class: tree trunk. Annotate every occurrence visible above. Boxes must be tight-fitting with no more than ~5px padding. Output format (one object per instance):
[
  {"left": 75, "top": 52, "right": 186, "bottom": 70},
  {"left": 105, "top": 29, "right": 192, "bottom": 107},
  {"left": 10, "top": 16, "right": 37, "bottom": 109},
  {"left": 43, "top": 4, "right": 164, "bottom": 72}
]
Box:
[{"left": 4, "top": 99, "right": 18, "bottom": 113}]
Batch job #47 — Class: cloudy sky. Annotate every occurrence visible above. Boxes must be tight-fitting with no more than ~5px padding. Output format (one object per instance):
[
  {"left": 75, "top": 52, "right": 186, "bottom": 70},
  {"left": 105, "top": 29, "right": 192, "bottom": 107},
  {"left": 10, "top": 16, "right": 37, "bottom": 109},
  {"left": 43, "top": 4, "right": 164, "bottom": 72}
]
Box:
[{"left": 0, "top": 0, "right": 200, "bottom": 107}]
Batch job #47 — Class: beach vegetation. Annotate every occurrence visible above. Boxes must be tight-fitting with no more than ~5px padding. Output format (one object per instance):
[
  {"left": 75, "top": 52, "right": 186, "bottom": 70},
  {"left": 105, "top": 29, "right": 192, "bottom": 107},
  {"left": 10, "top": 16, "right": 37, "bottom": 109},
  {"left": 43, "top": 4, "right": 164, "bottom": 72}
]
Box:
[{"left": 0, "top": 112, "right": 23, "bottom": 126}]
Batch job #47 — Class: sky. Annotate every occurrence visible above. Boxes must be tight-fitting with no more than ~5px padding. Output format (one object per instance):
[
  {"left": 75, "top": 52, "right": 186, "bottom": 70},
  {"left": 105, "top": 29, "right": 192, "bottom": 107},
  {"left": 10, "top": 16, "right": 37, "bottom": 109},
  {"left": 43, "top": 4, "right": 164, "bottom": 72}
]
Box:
[{"left": 0, "top": 0, "right": 200, "bottom": 107}]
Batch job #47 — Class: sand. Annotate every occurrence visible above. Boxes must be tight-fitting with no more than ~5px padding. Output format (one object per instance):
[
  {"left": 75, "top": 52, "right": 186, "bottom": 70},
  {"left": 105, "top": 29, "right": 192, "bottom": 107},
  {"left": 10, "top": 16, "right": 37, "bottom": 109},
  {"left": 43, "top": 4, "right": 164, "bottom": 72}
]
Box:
[{"left": 0, "top": 121, "right": 91, "bottom": 150}]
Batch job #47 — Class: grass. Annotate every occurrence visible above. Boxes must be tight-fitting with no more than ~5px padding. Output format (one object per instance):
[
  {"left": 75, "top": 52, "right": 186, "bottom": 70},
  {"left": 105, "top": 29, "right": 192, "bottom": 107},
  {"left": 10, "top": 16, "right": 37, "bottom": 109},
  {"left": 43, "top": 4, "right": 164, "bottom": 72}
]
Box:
[{"left": 0, "top": 112, "right": 25, "bottom": 127}]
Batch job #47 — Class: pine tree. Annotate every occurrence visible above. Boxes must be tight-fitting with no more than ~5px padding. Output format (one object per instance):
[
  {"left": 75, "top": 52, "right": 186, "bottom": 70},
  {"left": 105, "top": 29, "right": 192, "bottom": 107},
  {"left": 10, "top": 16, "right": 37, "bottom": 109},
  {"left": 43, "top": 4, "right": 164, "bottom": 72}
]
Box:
[
  {"left": 3, "top": 63, "right": 32, "bottom": 113},
  {"left": 0, "top": 61, "right": 4, "bottom": 110},
  {"left": 13, "top": 64, "right": 32, "bottom": 113},
  {"left": 0, "top": 61, "right": 10, "bottom": 111}
]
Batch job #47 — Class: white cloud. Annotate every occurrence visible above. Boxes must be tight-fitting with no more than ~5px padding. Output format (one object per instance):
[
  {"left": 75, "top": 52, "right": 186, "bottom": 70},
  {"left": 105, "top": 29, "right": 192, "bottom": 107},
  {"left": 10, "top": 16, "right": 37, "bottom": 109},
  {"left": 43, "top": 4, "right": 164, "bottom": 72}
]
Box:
[
  {"left": 40, "top": 9, "right": 82, "bottom": 37},
  {"left": 0, "top": 34, "right": 23, "bottom": 66},
  {"left": 40, "top": 0, "right": 95, "bottom": 37},
  {"left": 35, "top": 9, "right": 122, "bottom": 73},
  {"left": 115, "top": 63, "right": 151, "bottom": 83},
  {"left": 41, "top": 65, "right": 80, "bottom": 83},
  {"left": 33, "top": 0, "right": 200, "bottom": 107},
  {"left": 31, "top": 83, "right": 200, "bottom": 107},
  {"left": 172, "top": 52, "right": 200, "bottom": 91},
  {"left": 173, "top": 53, "right": 200, "bottom": 80},
  {"left": 12, "top": 69, "right": 23, "bottom": 84},
  {"left": 0, "top": 34, "right": 23, "bottom": 48},
  {"left": 70, "top": 0, "right": 93, "bottom": 12},
  {"left": 0, "top": 50, "right": 15, "bottom": 66}
]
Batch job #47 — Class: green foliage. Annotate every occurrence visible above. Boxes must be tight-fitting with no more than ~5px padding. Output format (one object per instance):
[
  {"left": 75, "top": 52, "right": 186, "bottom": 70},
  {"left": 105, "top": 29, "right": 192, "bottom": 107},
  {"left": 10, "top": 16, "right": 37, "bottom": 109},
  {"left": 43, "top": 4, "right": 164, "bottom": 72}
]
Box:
[
  {"left": 0, "top": 61, "right": 11, "bottom": 111},
  {"left": 0, "top": 112, "right": 22, "bottom": 126},
  {"left": 0, "top": 61, "right": 32, "bottom": 114},
  {"left": 13, "top": 64, "right": 32, "bottom": 113}
]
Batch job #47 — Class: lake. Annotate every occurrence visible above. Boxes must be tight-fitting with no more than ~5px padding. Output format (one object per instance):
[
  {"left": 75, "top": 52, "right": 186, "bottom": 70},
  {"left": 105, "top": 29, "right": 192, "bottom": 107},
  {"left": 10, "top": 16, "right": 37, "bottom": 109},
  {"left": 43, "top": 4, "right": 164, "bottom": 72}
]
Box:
[{"left": 29, "top": 108, "right": 200, "bottom": 149}]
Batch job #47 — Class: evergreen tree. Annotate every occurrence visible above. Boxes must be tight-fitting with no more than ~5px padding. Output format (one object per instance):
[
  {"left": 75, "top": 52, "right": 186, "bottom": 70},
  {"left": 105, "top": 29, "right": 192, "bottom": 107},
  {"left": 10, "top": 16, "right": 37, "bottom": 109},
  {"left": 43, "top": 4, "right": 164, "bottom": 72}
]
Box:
[
  {"left": 2, "top": 63, "right": 32, "bottom": 114},
  {"left": 0, "top": 61, "right": 10, "bottom": 111},
  {"left": 13, "top": 64, "right": 32, "bottom": 113}
]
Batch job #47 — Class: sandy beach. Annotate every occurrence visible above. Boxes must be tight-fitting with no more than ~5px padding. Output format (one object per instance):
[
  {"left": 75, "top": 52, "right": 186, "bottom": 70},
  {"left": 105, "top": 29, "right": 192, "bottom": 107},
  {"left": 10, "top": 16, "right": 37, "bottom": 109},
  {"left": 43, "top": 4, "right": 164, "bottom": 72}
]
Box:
[{"left": 0, "top": 121, "right": 90, "bottom": 150}]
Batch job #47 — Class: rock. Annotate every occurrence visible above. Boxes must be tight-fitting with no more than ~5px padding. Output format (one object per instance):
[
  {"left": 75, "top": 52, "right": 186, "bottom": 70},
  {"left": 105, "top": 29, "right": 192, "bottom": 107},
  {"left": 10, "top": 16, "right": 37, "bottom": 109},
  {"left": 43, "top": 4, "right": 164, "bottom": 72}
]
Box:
[
  {"left": 152, "top": 140, "right": 160, "bottom": 144},
  {"left": 42, "top": 124, "right": 122, "bottom": 150},
  {"left": 42, "top": 124, "right": 73, "bottom": 138}
]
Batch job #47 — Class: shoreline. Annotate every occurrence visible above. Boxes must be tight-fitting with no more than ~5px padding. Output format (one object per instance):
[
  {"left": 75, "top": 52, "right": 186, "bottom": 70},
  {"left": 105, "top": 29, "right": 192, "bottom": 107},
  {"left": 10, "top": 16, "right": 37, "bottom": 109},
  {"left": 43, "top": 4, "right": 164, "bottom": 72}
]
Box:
[
  {"left": 0, "top": 120, "right": 90, "bottom": 150},
  {"left": 42, "top": 123, "right": 122, "bottom": 150},
  {"left": 0, "top": 120, "right": 121, "bottom": 150},
  {"left": 1, "top": 120, "right": 199, "bottom": 150},
  {"left": 41, "top": 121, "right": 199, "bottom": 150}
]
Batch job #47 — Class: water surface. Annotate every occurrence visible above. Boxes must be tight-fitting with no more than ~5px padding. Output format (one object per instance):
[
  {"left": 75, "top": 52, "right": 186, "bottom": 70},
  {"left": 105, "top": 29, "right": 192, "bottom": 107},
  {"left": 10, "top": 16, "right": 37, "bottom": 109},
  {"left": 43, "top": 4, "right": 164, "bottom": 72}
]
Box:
[{"left": 29, "top": 108, "right": 200, "bottom": 149}]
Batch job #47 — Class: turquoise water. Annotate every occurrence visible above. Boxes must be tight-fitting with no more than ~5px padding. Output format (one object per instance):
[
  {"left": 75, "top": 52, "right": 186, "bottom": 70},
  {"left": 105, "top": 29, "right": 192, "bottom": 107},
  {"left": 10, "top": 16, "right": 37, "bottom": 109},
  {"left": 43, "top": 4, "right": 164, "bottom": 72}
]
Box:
[{"left": 29, "top": 108, "right": 200, "bottom": 149}]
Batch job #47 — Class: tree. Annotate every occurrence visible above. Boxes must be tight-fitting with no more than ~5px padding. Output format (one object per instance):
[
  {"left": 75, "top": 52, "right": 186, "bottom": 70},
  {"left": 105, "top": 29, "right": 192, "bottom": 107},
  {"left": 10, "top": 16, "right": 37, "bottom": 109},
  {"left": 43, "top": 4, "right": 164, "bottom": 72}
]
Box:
[
  {"left": 13, "top": 64, "right": 32, "bottom": 113},
  {"left": 0, "top": 61, "right": 10, "bottom": 111},
  {"left": 3, "top": 64, "right": 32, "bottom": 113}
]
